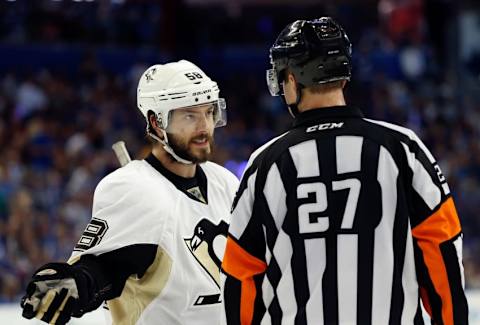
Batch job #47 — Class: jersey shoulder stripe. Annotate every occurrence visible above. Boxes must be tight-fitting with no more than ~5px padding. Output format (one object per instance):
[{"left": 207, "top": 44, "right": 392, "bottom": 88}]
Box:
[
  {"left": 231, "top": 132, "right": 289, "bottom": 211},
  {"left": 363, "top": 118, "right": 435, "bottom": 163},
  {"left": 245, "top": 131, "right": 290, "bottom": 173}
]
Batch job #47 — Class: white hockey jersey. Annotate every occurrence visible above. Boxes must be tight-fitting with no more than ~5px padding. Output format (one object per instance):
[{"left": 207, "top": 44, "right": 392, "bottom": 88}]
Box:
[{"left": 69, "top": 154, "right": 239, "bottom": 325}]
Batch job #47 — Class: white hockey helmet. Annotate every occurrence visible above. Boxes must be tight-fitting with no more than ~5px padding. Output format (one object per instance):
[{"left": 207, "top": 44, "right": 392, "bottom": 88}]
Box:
[{"left": 137, "top": 60, "right": 226, "bottom": 131}]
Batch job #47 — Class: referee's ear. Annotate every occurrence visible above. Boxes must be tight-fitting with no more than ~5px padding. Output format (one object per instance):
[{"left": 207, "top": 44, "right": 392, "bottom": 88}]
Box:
[
  {"left": 283, "top": 71, "right": 299, "bottom": 104},
  {"left": 284, "top": 70, "right": 297, "bottom": 87}
]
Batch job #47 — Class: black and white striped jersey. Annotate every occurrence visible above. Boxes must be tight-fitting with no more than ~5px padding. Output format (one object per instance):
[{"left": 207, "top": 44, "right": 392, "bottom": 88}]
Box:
[{"left": 222, "top": 106, "right": 468, "bottom": 325}]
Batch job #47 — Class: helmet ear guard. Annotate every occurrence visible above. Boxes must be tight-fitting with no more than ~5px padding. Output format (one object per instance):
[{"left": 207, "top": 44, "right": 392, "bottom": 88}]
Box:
[{"left": 266, "top": 68, "right": 283, "bottom": 96}]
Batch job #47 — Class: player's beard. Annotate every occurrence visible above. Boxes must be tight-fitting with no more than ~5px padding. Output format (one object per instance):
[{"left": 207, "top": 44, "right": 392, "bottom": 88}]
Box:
[{"left": 167, "top": 132, "right": 214, "bottom": 163}]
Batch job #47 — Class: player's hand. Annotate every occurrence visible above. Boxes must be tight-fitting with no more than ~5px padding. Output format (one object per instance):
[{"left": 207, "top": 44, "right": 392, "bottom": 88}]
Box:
[{"left": 20, "top": 263, "right": 82, "bottom": 324}]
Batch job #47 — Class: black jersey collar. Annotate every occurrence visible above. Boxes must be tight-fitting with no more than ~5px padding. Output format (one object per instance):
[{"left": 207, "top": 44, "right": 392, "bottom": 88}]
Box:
[
  {"left": 292, "top": 105, "right": 364, "bottom": 128},
  {"left": 145, "top": 153, "right": 208, "bottom": 204}
]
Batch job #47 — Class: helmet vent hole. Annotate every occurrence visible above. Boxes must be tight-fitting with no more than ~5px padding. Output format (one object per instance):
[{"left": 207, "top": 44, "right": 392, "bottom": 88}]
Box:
[
  {"left": 207, "top": 95, "right": 211, "bottom": 100},
  {"left": 195, "top": 98, "right": 199, "bottom": 102}
]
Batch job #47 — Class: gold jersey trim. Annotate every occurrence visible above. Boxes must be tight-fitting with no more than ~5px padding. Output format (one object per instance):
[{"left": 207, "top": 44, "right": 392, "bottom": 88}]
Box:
[{"left": 107, "top": 247, "right": 172, "bottom": 325}]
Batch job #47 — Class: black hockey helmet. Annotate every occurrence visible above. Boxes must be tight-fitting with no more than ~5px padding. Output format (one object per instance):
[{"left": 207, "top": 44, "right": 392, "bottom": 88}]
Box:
[{"left": 266, "top": 17, "right": 352, "bottom": 96}]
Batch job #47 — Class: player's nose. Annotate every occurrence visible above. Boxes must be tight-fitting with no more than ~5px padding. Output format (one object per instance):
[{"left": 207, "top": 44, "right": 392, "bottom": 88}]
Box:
[{"left": 195, "top": 114, "right": 210, "bottom": 132}]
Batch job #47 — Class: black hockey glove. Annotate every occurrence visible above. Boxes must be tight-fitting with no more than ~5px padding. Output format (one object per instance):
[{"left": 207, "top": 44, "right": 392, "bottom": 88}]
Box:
[{"left": 20, "top": 262, "right": 93, "bottom": 325}]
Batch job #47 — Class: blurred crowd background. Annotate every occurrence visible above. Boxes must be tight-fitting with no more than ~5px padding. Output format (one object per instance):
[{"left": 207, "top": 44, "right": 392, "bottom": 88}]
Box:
[{"left": 0, "top": 0, "right": 479, "bottom": 303}]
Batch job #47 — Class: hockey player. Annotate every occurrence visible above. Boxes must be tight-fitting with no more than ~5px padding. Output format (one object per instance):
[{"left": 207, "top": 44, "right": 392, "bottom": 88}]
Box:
[
  {"left": 21, "top": 60, "right": 239, "bottom": 325},
  {"left": 222, "top": 17, "right": 468, "bottom": 324}
]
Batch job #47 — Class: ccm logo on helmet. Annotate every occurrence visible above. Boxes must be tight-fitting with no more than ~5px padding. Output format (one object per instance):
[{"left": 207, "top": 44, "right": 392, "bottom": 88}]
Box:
[
  {"left": 192, "top": 89, "right": 212, "bottom": 96},
  {"left": 306, "top": 122, "right": 344, "bottom": 133}
]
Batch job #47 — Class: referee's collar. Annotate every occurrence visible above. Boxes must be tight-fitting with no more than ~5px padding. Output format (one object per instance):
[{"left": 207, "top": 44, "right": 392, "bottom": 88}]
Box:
[{"left": 292, "top": 105, "right": 364, "bottom": 128}]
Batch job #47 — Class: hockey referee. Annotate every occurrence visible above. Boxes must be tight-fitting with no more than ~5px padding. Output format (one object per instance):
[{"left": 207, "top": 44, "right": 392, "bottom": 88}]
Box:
[{"left": 222, "top": 17, "right": 468, "bottom": 325}]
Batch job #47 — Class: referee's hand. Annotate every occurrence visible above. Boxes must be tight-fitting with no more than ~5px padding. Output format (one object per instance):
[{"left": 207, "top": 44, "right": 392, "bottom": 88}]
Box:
[{"left": 21, "top": 263, "right": 80, "bottom": 325}]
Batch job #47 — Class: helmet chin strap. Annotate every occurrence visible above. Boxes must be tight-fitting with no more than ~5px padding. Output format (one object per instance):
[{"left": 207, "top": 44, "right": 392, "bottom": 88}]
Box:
[
  {"left": 148, "top": 129, "right": 193, "bottom": 165},
  {"left": 285, "top": 84, "right": 302, "bottom": 117}
]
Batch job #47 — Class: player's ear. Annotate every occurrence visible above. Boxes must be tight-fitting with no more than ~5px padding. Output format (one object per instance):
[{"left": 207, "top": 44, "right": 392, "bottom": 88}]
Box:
[{"left": 148, "top": 111, "right": 164, "bottom": 139}]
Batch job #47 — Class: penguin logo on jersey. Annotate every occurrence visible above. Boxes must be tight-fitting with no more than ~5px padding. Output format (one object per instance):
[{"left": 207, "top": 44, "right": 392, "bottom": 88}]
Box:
[{"left": 184, "top": 219, "right": 228, "bottom": 289}]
